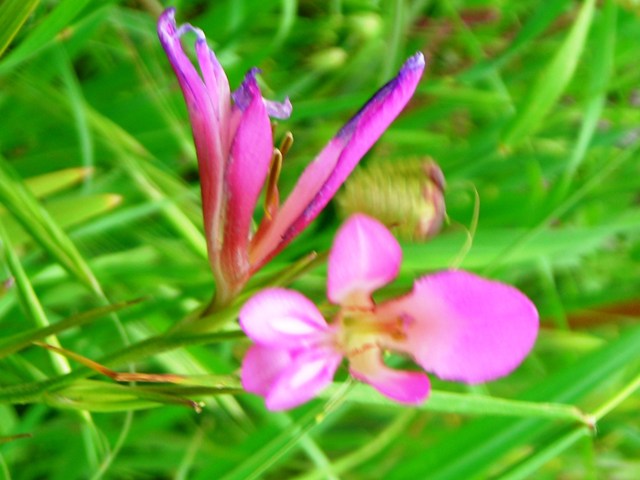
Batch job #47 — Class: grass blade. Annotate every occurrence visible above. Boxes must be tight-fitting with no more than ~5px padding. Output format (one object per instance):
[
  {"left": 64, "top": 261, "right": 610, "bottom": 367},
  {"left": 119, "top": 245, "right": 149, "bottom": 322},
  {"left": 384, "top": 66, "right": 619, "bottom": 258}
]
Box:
[
  {"left": 0, "top": 299, "right": 143, "bottom": 359},
  {"left": 0, "top": 0, "right": 92, "bottom": 75},
  {"left": 0, "top": 218, "right": 70, "bottom": 375},
  {"left": 501, "top": 0, "right": 596, "bottom": 147},
  {"left": 0, "top": 0, "right": 40, "bottom": 58}
]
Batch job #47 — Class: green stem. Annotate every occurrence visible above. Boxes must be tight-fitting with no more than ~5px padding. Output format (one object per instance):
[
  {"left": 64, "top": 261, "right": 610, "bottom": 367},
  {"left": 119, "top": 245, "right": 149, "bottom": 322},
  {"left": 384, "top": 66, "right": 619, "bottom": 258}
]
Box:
[{"left": 592, "top": 371, "right": 640, "bottom": 421}]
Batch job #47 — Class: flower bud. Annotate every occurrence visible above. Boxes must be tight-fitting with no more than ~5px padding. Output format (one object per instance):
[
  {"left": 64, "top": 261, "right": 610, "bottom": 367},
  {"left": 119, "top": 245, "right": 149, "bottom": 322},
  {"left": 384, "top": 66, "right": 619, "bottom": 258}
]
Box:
[{"left": 337, "top": 157, "right": 446, "bottom": 241}]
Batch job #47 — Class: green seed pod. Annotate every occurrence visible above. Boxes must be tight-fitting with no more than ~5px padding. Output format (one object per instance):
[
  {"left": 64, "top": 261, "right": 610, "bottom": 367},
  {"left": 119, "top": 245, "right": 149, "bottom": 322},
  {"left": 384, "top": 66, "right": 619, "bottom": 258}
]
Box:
[{"left": 337, "top": 158, "right": 446, "bottom": 241}]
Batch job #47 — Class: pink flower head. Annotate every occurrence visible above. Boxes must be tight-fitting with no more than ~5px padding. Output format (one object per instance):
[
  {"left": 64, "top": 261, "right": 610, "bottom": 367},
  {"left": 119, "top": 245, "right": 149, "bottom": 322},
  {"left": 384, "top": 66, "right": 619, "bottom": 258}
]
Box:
[
  {"left": 240, "top": 214, "right": 539, "bottom": 411},
  {"left": 158, "top": 9, "right": 426, "bottom": 305}
]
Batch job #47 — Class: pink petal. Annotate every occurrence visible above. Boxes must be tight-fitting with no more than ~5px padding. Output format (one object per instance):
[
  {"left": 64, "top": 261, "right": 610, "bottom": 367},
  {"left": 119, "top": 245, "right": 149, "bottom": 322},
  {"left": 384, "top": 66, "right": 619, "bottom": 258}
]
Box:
[
  {"left": 219, "top": 70, "right": 274, "bottom": 292},
  {"left": 239, "top": 288, "right": 330, "bottom": 348},
  {"left": 249, "top": 53, "right": 426, "bottom": 270},
  {"left": 241, "top": 344, "right": 292, "bottom": 396},
  {"left": 265, "top": 348, "right": 342, "bottom": 411},
  {"left": 327, "top": 214, "right": 402, "bottom": 305},
  {"left": 349, "top": 347, "right": 430, "bottom": 404},
  {"left": 157, "top": 10, "right": 213, "bottom": 116},
  {"left": 158, "top": 9, "right": 226, "bottom": 277},
  {"left": 194, "top": 37, "right": 230, "bottom": 142},
  {"left": 379, "top": 271, "right": 539, "bottom": 384}
]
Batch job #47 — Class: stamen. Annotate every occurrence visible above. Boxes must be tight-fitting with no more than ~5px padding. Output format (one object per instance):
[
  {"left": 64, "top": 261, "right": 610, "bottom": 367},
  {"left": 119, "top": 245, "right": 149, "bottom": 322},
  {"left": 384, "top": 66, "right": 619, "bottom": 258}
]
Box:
[
  {"left": 343, "top": 303, "right": 375, "bottom": 314},
  {"left": 342, "top": 314, "right": 408, "bottom": 341},
  {"left": 264, "top": 149, "right": 283, "bottom": 220},
  {"left": 388, "top": 318, "right": 408, "bottom": 341},
  {"left": 279, "top": 131, "right": 294, "bottom": 157},
  {"left": 262, "top": 132, "right": 293, "bottom": 221},
  {"left": 347, "top": 342, "right": 378, "bottom": 358}
]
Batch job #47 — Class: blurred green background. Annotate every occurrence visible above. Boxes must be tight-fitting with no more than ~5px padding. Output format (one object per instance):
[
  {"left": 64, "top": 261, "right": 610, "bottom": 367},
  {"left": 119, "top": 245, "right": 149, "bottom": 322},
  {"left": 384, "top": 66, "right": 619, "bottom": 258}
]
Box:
[{"left": 1, "top": 0, "right": 639, "bottom": 479}]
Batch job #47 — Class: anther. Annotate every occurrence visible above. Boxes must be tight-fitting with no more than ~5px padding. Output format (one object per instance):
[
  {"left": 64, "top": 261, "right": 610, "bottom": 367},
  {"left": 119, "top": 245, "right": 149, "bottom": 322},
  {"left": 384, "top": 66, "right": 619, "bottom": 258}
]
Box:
[
  {"left": 264, "top": 148, "right": 283, "bottom": 220},
  {"left": 279, "top": 131, "right": 294, "bottom": 157},
  {"left": 347, "top": 342, "right": 377, "bottom": 357}
]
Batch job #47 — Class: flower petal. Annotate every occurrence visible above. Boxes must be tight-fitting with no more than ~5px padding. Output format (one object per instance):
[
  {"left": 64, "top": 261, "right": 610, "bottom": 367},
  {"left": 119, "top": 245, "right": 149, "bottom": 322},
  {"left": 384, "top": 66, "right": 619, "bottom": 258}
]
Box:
[
  {"left": 379, "top": 271, "right": 539, "bottom": 384},
  {"left": 241, "top": 344, "right": 292, "bottom": 396},
  {"left": 349, "top": 347, "right": 430, "bottom": 404},
  {"left": 239, "top": 288, "right": 330, "bottom": 348},
  {"left": 265, "top": 348, "right": 342, "bottom": 411},
  {"left": 158, "top": 10, "right": 213, "bottom": 116},
  {"left": 194, "top": 36, "right": 230, "bottom": 139},
  {"left": 219, "top": 70, "right": 274, "bottom": 294},
  {"left": 249, "top": 53, "right": 426, "bottom": 270},
  {"left": 327, "top": 214, "right": 402, "bottom": 305},
  {"left": 232, "top": 69, "right": 292, "bottom": 119},
  {"left": 158, "top": 9, "right": 225, "bottom": 276}
]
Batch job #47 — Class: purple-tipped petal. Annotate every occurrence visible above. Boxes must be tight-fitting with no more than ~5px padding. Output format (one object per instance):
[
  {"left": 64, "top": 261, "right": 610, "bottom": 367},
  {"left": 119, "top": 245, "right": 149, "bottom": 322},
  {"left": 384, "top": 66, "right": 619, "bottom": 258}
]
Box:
[
  {"left": 265, "top": 348, "right": 342, "bottom": 411},
  {"left": 328, "top": 214, "right": 402, "bottom": 305},
  {"left": 194, "top": 38, "right": 230, "bottom": 135},
  {"left": 220, "top": 72, "right": 274, "bottom": 290},
  {"left": 241, "top": 344, "right": 292, "bottom": 396},
  {"left": 264, "top": 97, "right": 293, "bottom": 119},
  {"left": 158, "top": 9, "right": 226, "bottom": 276},
  {"left": 349, "top": 347, "right": 430, "bottom": 404},
  {"left": 231, "top": 67, "right": 260, "bottom": 111},
  {"left": 158, "top": 10, "right": 211, "bottom": 113},
  {"left": 379, "top": 271, "right": 539, "bottom": 384},
  {"left": 239, "top": 288, "right": 330, "bottom": 348},
  {"left": 232, "top": 68, "right": 292, "bottom": 119},
  {"left": 250, "top": 53, "right": 426, "bottom": 270}
]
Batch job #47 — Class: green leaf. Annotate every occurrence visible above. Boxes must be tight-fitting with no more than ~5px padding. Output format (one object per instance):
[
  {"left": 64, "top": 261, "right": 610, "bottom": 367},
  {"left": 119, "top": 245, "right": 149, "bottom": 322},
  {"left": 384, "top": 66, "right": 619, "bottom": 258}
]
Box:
[
  {"left": 501, "top": 0, "right": 597, "bottom": 147},
  {"left": 555, "top": 0, "right": 617, "bottom": 197},
  {"left": 0, "top": 0, "right": 40, "bottom": 57},
  {"left": 0, "top": 0, "right": 93, "bottom": 75},
  {"left": 222, "top": 383, "right": 352, "bottom": 480},
  {"left": 0, "top": 217, "right": 70, "bottom": 374},
  {"left": 460, "top": 0, "right": 573, "bottom": 82},
  {"left": 42, "top": 380, "right": 202, "bottom": 412},
  {"left": 0, "top": 159, "right": 101, "bottom": 293},
  {"left": 498, "top": 427, "right": 592, "bottom": 480},
  {"left": 1, "top": 193, "right": 122, "bottom": 246},
  {"left": 400, "top": 210, "right": 640, "bottom": 272},
  {"left": 23, "top": 167, "right": 92, "bottom": 200},
  {"left": 0, "top": 298, "right": 143, "bottom": 359}
]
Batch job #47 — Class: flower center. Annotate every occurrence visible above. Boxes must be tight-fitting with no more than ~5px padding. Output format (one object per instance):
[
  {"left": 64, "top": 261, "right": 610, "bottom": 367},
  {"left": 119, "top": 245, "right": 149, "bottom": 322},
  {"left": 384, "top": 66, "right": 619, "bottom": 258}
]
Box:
[{"left": 336, "top": 307, "right": 408, "bottom": 358}]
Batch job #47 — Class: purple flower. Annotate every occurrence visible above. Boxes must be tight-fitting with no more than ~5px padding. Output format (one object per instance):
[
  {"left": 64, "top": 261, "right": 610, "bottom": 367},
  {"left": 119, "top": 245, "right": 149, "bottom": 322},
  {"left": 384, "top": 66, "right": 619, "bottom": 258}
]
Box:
[
  {"left": 158, "top": 9, "right": 425, "bottom": 305},
  {"left": 240, "top": 214, "right": 539, "bottom": 411}
]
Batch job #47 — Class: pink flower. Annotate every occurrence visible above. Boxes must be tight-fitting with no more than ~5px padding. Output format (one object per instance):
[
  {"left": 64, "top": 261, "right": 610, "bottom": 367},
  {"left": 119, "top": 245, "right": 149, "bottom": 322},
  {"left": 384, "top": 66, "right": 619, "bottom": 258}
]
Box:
[
  {"left": 240, "top": 214, "right": 539, "bottom": 411},
  {"left": 157, "top": 9, "right": 426, "bottom": 305}
]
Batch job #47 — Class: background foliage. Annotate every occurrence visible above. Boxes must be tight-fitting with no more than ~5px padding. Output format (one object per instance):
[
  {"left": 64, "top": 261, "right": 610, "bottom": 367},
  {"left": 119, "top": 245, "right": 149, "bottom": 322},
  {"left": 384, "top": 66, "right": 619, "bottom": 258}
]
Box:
[{"left": 0, "top": 0, "right": 639, "bottom": 479}]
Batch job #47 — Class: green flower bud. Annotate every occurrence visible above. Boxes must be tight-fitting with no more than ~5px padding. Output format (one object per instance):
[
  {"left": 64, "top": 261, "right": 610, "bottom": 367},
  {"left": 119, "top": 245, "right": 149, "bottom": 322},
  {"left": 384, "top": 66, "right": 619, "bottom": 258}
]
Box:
[{"left": 337, "top": 158, "right": 446, "bottom": 241}]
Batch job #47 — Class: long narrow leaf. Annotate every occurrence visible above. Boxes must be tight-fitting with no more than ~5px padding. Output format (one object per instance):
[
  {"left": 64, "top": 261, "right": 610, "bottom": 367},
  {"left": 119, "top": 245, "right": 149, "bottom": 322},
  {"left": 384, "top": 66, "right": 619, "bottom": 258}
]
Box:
[
  {"left": 501, "top": 0, "right": 596, "bottom": 147},
  {"left": 0, "top": 299, "right": 143, "bottom": 359},
  {"left": 0, "top": 0, "right": 40, "bottom": 57},
  {"left": 0, "top": 0, "right": 92, "bottom": 75}
]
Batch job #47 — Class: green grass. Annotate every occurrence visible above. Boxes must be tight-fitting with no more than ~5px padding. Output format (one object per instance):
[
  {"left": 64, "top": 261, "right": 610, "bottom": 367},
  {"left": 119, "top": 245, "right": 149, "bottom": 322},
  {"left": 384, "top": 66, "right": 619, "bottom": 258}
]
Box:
[{"left": 1, "top": 1, "right": 639, "bottom": 479}]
